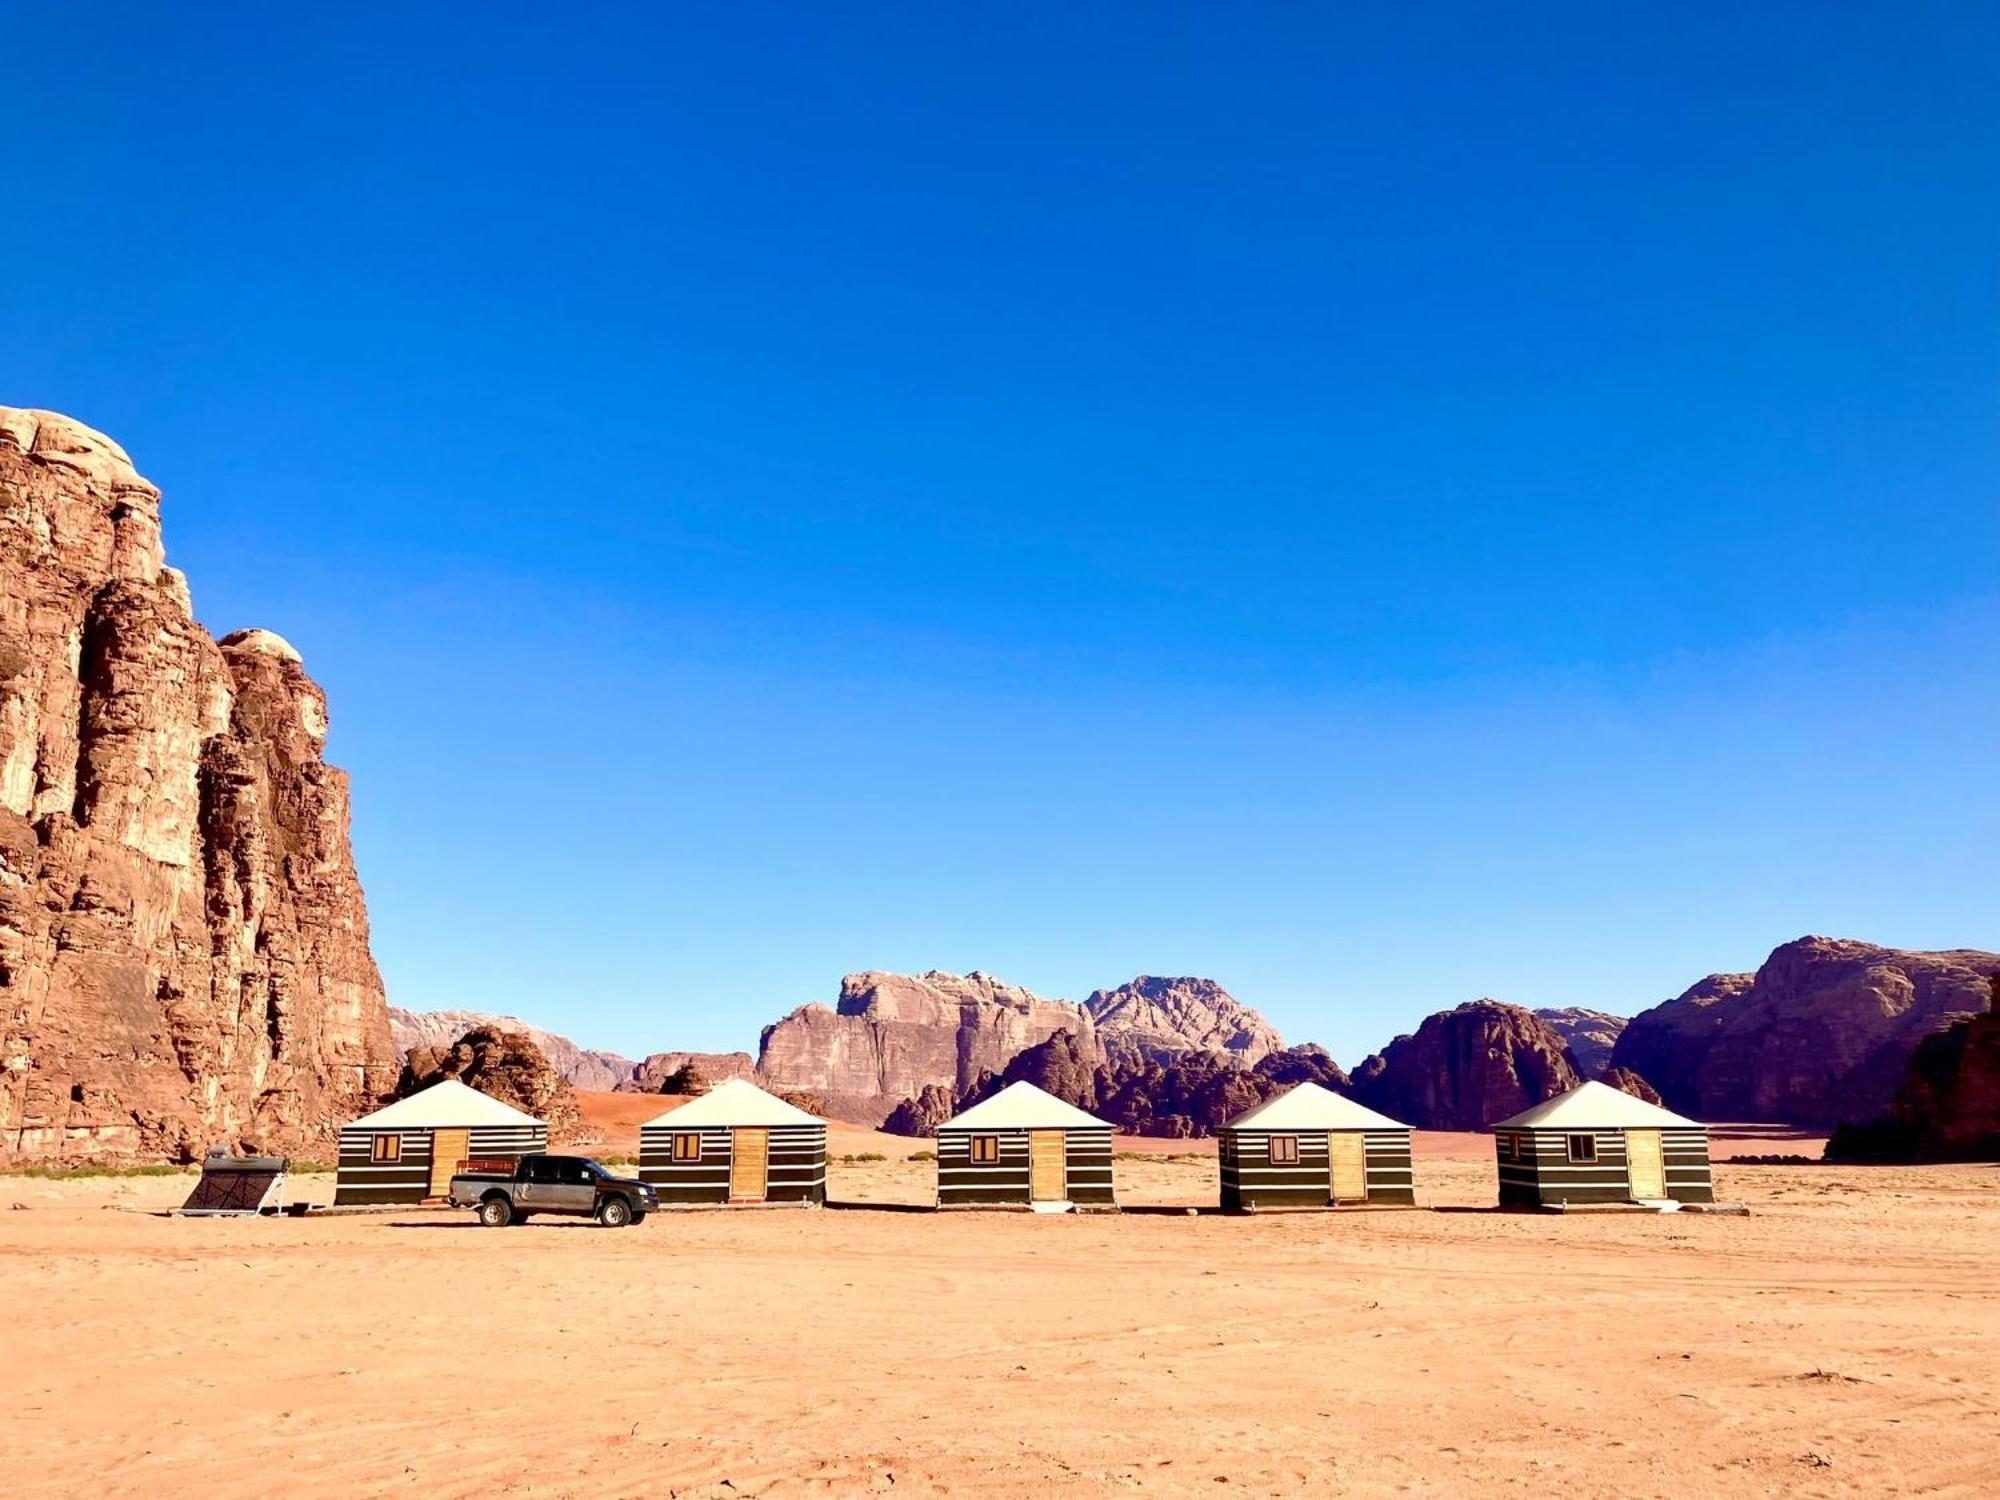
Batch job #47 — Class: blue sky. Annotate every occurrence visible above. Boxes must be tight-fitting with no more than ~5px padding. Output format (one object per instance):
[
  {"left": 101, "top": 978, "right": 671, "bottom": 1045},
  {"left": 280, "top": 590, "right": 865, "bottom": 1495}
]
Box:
[{"left": 5, "top": 7, "right": 1996, "bottom": 1064}]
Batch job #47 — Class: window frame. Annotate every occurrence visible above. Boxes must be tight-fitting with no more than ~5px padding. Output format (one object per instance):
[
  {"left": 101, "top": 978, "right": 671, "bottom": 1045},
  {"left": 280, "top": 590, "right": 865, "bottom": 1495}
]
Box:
[
  {"left": 1267, "top": 1134, "right": 1300, "bottom": 1166},
  {"left": 1566, "top": 1133, "right": 1598, "bottom": 1164},
  {"left": 969, "top": 1134, "right": 1000, "bottom": 1165},
  {"left": 671, "top": 1132, "right": 702, "bottom": 1163},
  {"left": 370, "top": 1133, "right": 401, "bottom": 1164}
]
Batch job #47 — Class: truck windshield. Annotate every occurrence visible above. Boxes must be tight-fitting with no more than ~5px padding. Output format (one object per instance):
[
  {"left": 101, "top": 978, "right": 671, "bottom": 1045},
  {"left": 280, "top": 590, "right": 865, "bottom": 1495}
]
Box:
[{"left": 574, "top": 1158, "right": 610, "bottom": 1177}]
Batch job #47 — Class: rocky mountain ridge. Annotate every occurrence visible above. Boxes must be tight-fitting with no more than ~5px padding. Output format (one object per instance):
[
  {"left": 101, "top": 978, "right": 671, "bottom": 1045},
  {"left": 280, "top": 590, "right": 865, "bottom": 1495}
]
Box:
[
  {"left": 1610, "top": 937, "right": 1998, "bottom": 1125},
  {"left": 0, "top": 409, "right": 392, "bottom": 1162},
  {"left": 1350, "top": 1000, "right": 1581, "bottom": 1130}
]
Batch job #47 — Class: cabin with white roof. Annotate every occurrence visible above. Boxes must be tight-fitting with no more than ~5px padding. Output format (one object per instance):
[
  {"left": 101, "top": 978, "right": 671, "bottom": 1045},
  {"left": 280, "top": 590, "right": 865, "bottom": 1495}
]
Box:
[
  {"left": 638, "top": 1078, "right": 827, "bottom": 1206},
  {"left": 334, "top": 1079, "right": 547, "bottom": 1206},
  {"left": 934, "top": 1081, "right": 1115, "bottom": 1210},
  {"left": 1218, "top": 1082, "right": 1415, "bottom": 1210},
  {"left": 1491, "top": 1080, "right": 1714, "bottom": 1208}
]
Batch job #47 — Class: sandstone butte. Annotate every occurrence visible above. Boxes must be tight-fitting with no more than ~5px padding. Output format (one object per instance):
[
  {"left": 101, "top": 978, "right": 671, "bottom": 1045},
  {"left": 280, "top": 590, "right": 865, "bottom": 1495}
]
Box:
[{"left": 0, "top": 408, "right": 393, "bottom": 1163}]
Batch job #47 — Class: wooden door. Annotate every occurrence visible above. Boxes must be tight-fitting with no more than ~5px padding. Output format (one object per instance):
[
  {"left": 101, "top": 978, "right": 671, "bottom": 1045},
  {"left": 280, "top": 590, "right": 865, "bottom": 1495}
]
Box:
[
  {"left": 1625, "top": 1129, "right": 1665, "bottom": 1198},
  {"left": 1029, "top": 1130, "right": 1066, "bottom": 1201},
  {"left": 1329, "top": 1132, "right": 1367, "bottom": 1202},
  {"left": 731, "top": 1128, "right": 769, "bottom": 1201},
  {"left": 429, "top": 1128, "right": 469, "bottom": 1198}
]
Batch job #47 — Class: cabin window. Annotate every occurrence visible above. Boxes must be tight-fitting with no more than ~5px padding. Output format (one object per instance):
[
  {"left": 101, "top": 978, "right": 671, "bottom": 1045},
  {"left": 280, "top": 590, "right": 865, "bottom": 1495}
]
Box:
[
  {"left": 1267, "top": 1135, "right": 1300, "bottom": 1165},
  {"left": 672, "top": 1132, "right": 701, "bottom": 1162},
  {"left": 1566, "top": 1133, "right": 1598, "bottom": 1164},
  {"left": 969, "top": 1135, "right": 1000, "bottom": 1164},
  {"left": 371, "top": 1134, "right": 401, "bottom": 1164},
  {"left": 1498, "top": 1133, "right": 1517, "bottom": 1162}
]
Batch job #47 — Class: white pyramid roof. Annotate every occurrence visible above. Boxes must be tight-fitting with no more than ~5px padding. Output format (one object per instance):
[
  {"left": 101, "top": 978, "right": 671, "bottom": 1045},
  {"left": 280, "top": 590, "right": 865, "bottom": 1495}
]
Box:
[
  {"left": 346, "top": 1078, "right": 544, "bottom": 1130},
  {"left": 1224, "top": 1081, "right": 1406, "bottom": 1132},
  {"left": 939, "top": 1080, "right": 1110, "bottom": 1131},
  {"left": 1491, "top": 1079, "right": 1700, "bottom": 1131},
  {"left": 641, "top": 1077, "right": 824, "bottom": 1128}
]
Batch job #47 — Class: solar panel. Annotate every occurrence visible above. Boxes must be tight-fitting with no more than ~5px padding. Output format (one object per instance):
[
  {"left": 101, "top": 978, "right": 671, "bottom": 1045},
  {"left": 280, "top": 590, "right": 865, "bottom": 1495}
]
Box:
[{"left": 178, "top": 1153, "right": 289, "bottom": 1215}]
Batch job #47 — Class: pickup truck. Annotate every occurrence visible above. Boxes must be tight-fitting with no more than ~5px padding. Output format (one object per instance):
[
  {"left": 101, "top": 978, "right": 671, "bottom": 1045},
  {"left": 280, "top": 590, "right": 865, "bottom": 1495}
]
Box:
[{"left": 448, "top": 1153, "right": 658, "bottom": 1228}]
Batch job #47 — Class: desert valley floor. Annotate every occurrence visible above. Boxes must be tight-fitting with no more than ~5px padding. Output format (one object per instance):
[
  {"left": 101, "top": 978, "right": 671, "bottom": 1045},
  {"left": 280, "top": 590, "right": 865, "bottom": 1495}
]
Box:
[{"left": 3, "top": 1107, "right": 1995, "bottom": 1499}]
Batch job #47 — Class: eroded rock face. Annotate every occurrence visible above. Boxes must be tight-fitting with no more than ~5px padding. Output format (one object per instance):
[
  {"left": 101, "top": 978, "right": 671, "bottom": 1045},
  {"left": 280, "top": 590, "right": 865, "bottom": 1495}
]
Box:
[
  {"left": 1610, "top": 938, "right": 1999, "bottom": 1125},
  {"left": 398, "top": 1025, "right": 580, "bottom": 1139},
  {"left": 1534, "top": 1007, "right": 1628, "bottom": 1079},
  {"left": 757, "top": 969, "right": 1100, "bottom": 1124},
  {"left": 389, "top": 1007, "right": 637, "bottom": 1092},
  {"left": 624, "top": 1050, "right": 757, "bottom": 1093},
  {"left": 1602, "top": 1065, "right": 1664, "bottom": 1106},
  {"left": 1349, "top": 1000, "right": 1580, "bottom": 1130},
  {"left": 1083, "top": 976, "right": 1281, "bottom": 1067},
  {"left": 758, "top": 968, "right": 1283, "bottom": 1124},
  {"left": 1827, "top": 991, "right": 2000, "bottom": 1162},
  {"left": 0, "top": 409, "right": 392, "bottom": 1161}
]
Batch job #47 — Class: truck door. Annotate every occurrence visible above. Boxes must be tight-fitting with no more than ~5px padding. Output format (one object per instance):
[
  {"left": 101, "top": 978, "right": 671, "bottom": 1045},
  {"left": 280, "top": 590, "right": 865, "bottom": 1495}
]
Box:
[{"left": 555, "top": 1158, "right": 596, "bottom": 1212}]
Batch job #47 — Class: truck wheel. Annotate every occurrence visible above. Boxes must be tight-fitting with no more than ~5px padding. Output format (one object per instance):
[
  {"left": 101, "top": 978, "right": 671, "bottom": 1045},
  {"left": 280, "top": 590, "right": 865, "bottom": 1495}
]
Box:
[
  {"left": 479, "top": 1195, "right": 513, "bottom": 1228},
  {"left": 597, "top": 1196, "right": 633, "bottom": 1229}
]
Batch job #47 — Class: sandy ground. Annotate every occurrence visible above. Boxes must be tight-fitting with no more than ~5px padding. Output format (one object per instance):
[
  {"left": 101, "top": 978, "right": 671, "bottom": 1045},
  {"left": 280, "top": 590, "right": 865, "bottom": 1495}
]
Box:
[{"left": 3, "top": 1134, "right": 1995, "bottom": 1499}]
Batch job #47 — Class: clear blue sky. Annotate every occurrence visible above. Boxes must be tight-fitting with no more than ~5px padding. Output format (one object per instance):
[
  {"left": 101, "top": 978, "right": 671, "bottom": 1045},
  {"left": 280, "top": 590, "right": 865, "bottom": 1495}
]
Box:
[{"left": 5, "top": 7, "right": 1996, "bottom": 1064}]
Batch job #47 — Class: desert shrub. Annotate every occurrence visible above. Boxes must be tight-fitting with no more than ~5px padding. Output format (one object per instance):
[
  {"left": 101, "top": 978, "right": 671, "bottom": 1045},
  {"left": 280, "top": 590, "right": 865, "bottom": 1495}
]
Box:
[{"left": 907, "top": 1150, "right": 936, "bottom": 1162}]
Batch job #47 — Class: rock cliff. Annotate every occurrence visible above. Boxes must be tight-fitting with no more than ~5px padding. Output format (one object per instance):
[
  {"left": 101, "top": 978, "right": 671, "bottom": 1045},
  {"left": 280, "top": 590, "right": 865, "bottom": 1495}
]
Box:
[
  {"left": 758, "top": 968, "right": 1280, "bottom": 1124},
  {"left": 389, "top": 1006, "right": 637, "bottom": 1092},
  {"left": 1533, "top": 1007, "right": 1627, "bottom": 1078},
  {"left": 625, "top": 1049, "right": 757, "bottom": 1093},
  {"left": 1609, "top": 938, "right": 1999, "bottom": 1125},
  {"left": 1349, "top": 1000, "right": 1580, "bottom": 1129},
  {"left": 1826, "top": 983, "right": 2000, "bottom": 1162},
  {"left": 397, "top": 1025, "right": 580, "bottom": 1139},
  {"left": 1083, "top": 976, "right": 1281, "bottom": 1066},
  {"left": 0, "top": 409, "right": 392, "bottom": 1161}
]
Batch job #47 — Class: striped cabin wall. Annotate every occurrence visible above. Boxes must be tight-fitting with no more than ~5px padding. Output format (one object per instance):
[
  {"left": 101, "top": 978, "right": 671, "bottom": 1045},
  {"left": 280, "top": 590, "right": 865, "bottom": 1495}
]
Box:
[
  {"left": 333, "top": 1123, "right": 547, "bottom": 1205},
  {"left": 934, "top": 1126, "right": 1115, "bottom": 1208},
  {"left": 1495, "top": 1126, "right": 1713, "bottom": 1207},
  {"left": 1218, "top": 1129, "right": 1416, "bottom": 1210},
  {"left": 636, "top": 1123, "right": 827, "bottom": 1205}
]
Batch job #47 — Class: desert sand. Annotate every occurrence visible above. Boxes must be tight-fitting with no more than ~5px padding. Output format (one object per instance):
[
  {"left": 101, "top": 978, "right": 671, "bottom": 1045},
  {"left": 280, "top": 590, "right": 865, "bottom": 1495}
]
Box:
[{"left": 4, "top": 1128, "right": 1996, "bottom": 1499}]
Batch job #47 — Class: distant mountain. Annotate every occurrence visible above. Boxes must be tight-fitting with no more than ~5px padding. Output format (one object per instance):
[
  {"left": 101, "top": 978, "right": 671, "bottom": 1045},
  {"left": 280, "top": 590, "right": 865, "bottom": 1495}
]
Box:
[
  {"left": 388, "top": 1007, "right": 637, "bottom": 1093},
  {"left": 1084, "top": 976, "right": 1282, "bottom": 1067},
  {"left": 1350, "top": 1001, "right": 1579, "bottom": 1130},
  {"left": 1533, "top": 1007, "right": 1627, "bottom": 1078},
  {"left": 758, "top": 969, "right": 1282, "bottom": 1124},
  {"left": 1828, "top": 986, "right": 2000, "bottom": 1162},
  {"left": 1610, "top": 937, "right": 2000, "bottom": 1125}
]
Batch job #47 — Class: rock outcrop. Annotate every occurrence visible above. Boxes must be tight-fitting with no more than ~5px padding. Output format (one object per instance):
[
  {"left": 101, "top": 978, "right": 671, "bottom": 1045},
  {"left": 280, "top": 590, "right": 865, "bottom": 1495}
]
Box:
[
  {"left": 757, "top": 970, "right": 1103, "bottom": 1124},
  {"left": 624, "top": 1049, "right": 757, "bottom": 1094},
  {"left": 389, "top": 1007, "right": 636, "bottom": 1092},
  {"left": 397, "top": 1025, "right": 580, "bottom": 1139},
  {"left": 757, "top": 968, "right": 1281, "bottom": 1124},
  {"left": 1082, "top": 976, "right": 1281, "bottom": 1067},
  {"left": 1826, "top": 984, "right": 2000, "bottom": 1162},
  {"left": 1602, "top": 1065, "right": 1663, "bottom": 1106},
  {"left": 0, "top": 409, "right": 393, "bottom": 1161},
  {"left": 1609, "top": 938, "right": 1999, "bottom": 1125},
  {"left": 882, "top": 1037, "right": 1353, "bottom": 1139},
  {"left": 1534, "top": 1007, "right": 1627, "bottom": 1078},
  {"left": 1349, "top": 1001, "right": 1580, "bottom": 1130}
]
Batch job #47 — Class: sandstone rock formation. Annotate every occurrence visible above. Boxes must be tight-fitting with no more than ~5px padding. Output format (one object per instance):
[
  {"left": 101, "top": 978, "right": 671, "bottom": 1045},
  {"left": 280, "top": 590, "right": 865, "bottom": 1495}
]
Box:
[
  {"left": 1083, "top": 976, "right": 1281, "bottom": 1067},
  {"left": 758, "top": 968, "right": 1281, "bottom": 1124},
  {"left": 1349, "top": 1001, "right": 1580, "bottom": 1130},
  {"left": 624, "top": 1049, "right": 757, "bottom": 1094},
  {"left": 0, "top": 409, "right": 392, "bottom": 1161},
  {"left": 389, "top": 1007, "right": 637, "bottom": 1092},
  {"left": 1609, "top": 938, "right": 1999, "bottom": 1125},
  {"left": 1534, "top": 1007, "right": 1627, "bottom": 1078},
  {"left": 882, "top": 1036, "right": 1353, "bottom": 1139},
  {"left": 1602, "top": 1065, "right": 1663, "bottom": 1106},
  {"left": 1826, "top": 987, "right": 2000, "bottom": 1162},
  {"left": 757, "top": 970, "right": 1102, "bottom": 1124},
  {"left": 398, "top": 1025, "right": 580, "bottom": 1139}
]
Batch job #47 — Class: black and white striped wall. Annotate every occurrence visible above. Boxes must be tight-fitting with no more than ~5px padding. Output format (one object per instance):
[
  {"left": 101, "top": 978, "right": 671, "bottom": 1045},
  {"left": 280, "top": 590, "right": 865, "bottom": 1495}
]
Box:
[
  {"left": 1218, "top": 1128, "right": 1416, "bottom": 1210},
  {"left": 934, "top": 1126, "right": 1115, "bottom": 1208},
  {"left": 333, "top": 1123, "right": 548, "bottom": 1206},
  {"left": 1495, "top": 1126, "right": 1713, "bottom": 1207},
  {"left": 637, "top": 1122, "right": 827, "bottom": 1205}
]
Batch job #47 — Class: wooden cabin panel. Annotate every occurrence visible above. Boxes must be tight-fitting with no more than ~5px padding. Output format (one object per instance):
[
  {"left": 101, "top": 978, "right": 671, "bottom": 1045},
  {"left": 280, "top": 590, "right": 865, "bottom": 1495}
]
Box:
[{"left": 1029, "top": 1130, "right": 1066, "bottom": 1201}]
